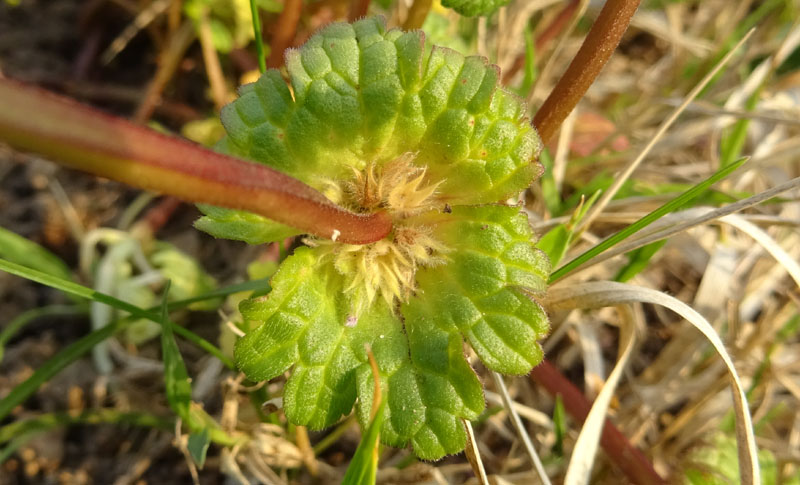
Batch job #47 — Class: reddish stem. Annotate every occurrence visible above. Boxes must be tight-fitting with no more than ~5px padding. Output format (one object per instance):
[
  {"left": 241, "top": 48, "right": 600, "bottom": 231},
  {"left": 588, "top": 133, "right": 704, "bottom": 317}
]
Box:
[
  {"left": 530, "top": 360, "right": 665, "bottom": 484},
  {"left": 140, "top": 197, "right": 183, "bottom": 234},
  {"left": 532, "top": 0, "right": 641, "bottom": 144},
  {"left": 267, "top": 0, "right": 304, "bottom": 69},
  {"left": 503, "top": 0, "right": 580, "bottom": 85},
  {"left": 0, "top": 78, "right": 392, "bottom": 245}
]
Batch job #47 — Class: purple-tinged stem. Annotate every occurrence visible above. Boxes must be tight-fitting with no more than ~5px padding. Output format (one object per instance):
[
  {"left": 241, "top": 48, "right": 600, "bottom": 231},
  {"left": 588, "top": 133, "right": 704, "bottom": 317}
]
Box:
[
  {"left": 530, "top": 360, "right": 665, "bottom": 484},
  {"left": 0, "top": 78, "right": 392, "bottom": 245},
  {"left": 533, "top": 0, "right": 641, "bottom": 144}
]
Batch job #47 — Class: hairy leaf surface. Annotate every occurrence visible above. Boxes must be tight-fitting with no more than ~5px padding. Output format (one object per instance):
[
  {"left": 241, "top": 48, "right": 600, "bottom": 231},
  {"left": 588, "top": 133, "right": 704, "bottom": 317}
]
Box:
[{"left": 220, "top": 17, "right": 549, "bottom": 459}]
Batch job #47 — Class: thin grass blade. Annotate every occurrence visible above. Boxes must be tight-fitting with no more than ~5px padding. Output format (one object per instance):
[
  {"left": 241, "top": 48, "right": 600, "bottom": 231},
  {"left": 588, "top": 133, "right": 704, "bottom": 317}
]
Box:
[
  {"left": 563, "top": 305, "right": 636, "bottom": 485},
  {"left": 550, "top": 157, "right": 747, "bottom": 283},
  {"left": 547, "top": 281, "right": 760, "bottom": 485}
]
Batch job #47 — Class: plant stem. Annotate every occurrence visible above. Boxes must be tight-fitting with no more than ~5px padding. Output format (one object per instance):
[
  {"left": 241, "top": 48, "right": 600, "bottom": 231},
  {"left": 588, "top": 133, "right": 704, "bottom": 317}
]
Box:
[
  {"left": 267, "top": 0, "right": 303, "bottom": 69},
  {"left": 403, "top": 0, "right": 432, "bottom": 30},
  {"left": 249, "top": 0, "right": 267, "bottom": 73},
  {"left": 0, "top": 78, "right": 392, "bottom": 245},
  {"left": 532, "top": 0, "right": 641, "bottom": 144},
  {"left": 530, "top": 360, "right": 665, "bottom": 484}
]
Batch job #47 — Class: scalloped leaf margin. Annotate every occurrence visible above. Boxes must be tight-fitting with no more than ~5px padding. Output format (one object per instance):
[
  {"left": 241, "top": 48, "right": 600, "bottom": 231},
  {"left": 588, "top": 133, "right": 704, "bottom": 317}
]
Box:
[{"left": 199, "top": 16, "right": 541, "bottom": 243}]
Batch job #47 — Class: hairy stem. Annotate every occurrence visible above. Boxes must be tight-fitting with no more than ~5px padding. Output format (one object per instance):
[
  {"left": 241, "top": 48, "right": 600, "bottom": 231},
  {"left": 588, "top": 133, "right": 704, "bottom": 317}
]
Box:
[
  {"left": 530, "top": 360, "right": 665, "bottom": 484},
  {"left": 533, "top": 0, "right": 641, "bottom": 144},
  {"left": 0, "top": 79, "right": 392, "bottom": 244}
]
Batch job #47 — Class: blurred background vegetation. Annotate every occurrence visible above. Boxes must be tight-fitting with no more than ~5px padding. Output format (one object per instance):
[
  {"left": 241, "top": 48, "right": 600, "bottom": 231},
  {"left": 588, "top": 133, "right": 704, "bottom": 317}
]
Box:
[{"left": 1, "top": 0, "right": 799, "bottom": 483}]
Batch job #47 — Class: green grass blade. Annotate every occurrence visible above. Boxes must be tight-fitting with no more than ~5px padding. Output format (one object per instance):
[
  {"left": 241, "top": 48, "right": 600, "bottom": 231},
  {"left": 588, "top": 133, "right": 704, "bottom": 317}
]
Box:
[
  {"left": 0, "top": 410, "right": 173, "bottom": 463},
  {"left": 0, "top": 318, "right": 127, "bottom": 421},
  {"left": 165, "top": 277, "right": 270, "bottom": 311},
  {"left": 249, "top": 0, "right": 266, "bottom": 73},
  {"left": 720, "top": 88, "right": 761, "bottom": 169},
  {"left": 0, "top": 305, "right": 85, "bottom": 362},
  {"left": 0, "top": 409, "right": 173, "bottom": 445},
  {"left": 549, "top": 157, "right": 748, "bottom": 283},
  {"left": 0, "top": 261, "right": 247, "bottom": 446},
  {"left": 521, "top": 23, "right": 537, "bottom": 96},
  {"left": 0, "top": 226, "right": 73, "bottom": 282},
  {"left": 160, "top": 281, "right": 192, "bottom": 421},
  {"left": 553, "top": 394, "right": 566, "bottom": 457},
  {"left": 0, "top": 257, "right": 236, "bottom": 368},
  {"left": 538, "top": 149, "right": 562, "bottom": 216},
  {"left": 159, "top": 280, "right": 229, "bottom": 458},
  {"left": 342, "top": 400, "right": 386, "bottom": 485},
  {"left": 0, "top": 258, "right": 240, "bottom": 422},
  {"left": 613, "top": 240, "right": 668, "bottom": 282}
]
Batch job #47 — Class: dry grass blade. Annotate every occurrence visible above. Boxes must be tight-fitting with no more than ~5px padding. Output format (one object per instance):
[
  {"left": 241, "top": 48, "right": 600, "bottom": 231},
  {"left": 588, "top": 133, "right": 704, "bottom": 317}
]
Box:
[
  {"left": 491, "top": 372, "right": 552, "bottom": 485},
  {"left": 575, "top": 28, "right": 756, "bottom": 234},
  {"left": 463, "top": 420, "right": 489, "bottom": 485},
  {"left": 484, "top": 391, "right": 553, "bottom": 429},
  {"left": 719, "top": 214, "right": 800, "bottom": 288},
  {"left": 570, "top": 176, "right": 800, "bottom": 275},
  {"left": 197, "top": 6, "right": 231, "bottom": 111},
  {"left": 101, "top": 0, "right": 172, "bottom": 64},
  {"left": 547, "top": 281, "right": 760, "bottom": 485},
  {"left": 717, "top": 20, "right": 800, "bottom": 127},
  {"left": 562, "top": 305, "right": 636, "bottom": 485}
]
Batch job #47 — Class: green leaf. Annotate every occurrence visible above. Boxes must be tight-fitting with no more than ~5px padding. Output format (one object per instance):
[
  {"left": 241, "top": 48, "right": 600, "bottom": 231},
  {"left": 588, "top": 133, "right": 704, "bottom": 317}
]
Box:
[
  {"left": 209, "top": 18, "right": 234, "bottom": 53},
  {"left": 217, "top": 17, "right": 541, "bottom": 208},
  {"left": 227, "top": 18, "right": 552, "bottom": 461},
  {"left": 187, "top": 428, "right": 211, "bottom": 468},
  {"left": 414, "top": 208, "right": 549, "bottom": 376},
  {"left": 234, "top": 206, "right": 548, "bottom": 458},
  {"left": 537, "top": 149, "right": 562, "bottom": 216},
  {"left": 537, "top": 224, "right": 571, "bottom": 268},
  {"left": 441, "top": 0, "right": 511, "bottom": 17},
  {"left": 235, "top": 248, "right": 345, "bottom": 382},
  {"left": 195, "top": 204, "right": 301, "bottom": 245},
  {"left": 0, "top": 226, "right": 72, "bottom": 283},
  {"left": 150, "top": 242, "right": 219, "bottom": 311},
  {"left": 684, "top": 432, "right": 781, "bottom": 485}
]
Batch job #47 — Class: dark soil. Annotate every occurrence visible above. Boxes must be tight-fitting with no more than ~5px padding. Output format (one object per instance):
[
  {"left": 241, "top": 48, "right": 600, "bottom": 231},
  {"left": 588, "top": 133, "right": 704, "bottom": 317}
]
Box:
[{"left": 0, "top": 1, "right": 255, "bottom": 482}]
